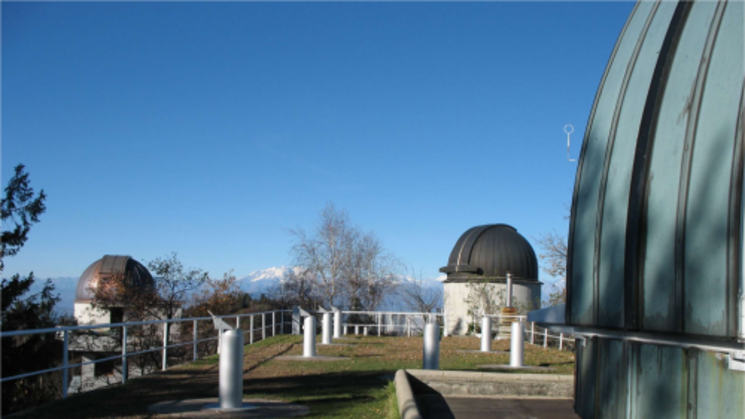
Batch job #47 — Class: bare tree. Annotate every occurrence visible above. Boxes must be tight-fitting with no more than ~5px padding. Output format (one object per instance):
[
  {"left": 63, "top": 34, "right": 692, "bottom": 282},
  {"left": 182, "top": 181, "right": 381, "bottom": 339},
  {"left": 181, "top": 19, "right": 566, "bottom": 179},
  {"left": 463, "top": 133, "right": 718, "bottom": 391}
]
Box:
[
  {"left": 288, "top": 203, "right": 402, "bottom": 310},
  {"left": 536, "top": 231, "right": 567, "bottom": 307},
  {"left": 290, "top": 204, "right": 354, "bottom": 307},
  {"left": 399, "top": 269, "right": 442, "bottom": 313},
  {"left": 268, "top": 267, "right": 320, "bottom": 309},
  {"left": 147, "top": 252, "right": 208, "bottom": 321},
  {"left": 344, "top": 232, "right": 400, "bottom": 311}
]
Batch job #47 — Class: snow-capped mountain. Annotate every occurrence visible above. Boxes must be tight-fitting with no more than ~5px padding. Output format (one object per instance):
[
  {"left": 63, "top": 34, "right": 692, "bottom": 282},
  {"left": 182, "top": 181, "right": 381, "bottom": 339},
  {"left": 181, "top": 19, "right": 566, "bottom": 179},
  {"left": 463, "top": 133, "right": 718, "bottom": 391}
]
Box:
[{"left": 236, "top": 266, "right": 296, "bottom": 295}]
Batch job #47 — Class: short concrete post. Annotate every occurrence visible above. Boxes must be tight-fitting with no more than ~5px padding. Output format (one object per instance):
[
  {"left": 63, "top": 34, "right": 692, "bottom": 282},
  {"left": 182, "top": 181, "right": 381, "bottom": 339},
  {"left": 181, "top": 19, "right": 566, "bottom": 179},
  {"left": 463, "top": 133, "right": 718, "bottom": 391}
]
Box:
[
  {"left": 193, "top": 320, "right": 198, "bottom": 361},
  {"left": 303, "top": 316, "right": 317, "bottom": 357},
  {"left": 332, "top": 307, "right": 342, "bottom": 339},
  {"left": 292, "top": 306, "right": 301, "bottom": 335},
  {"left": 481, "top": 316, "right": 492, "bottom": 352},
  {"left": 363, "top": 327, "right": 368, "bottom": 336},
  {"left": 510, "top": 321, "right": 524, "bottom": 367},
  {"left": 530, "top": 322, "right": 535, "bottom": 344},
  {"left": 322, "top": 312, "right": 332, "bottom": 344},
  {"left": 250, "top": 315, "right": 254, "bottom": 344},
  {"left": 442, "top": 311, "right": 448, "bottom": 337},
  {"left": 162, "top": 322, "right": 169, "bottom": 371},
  {"left": 422, "top": 323, "right": 440, "bottom": 370},
  {"left": 543, "top": 328, "right": 548, "bottom": 348},
  {"left": 355, "top": 325, "right": 359, "bottom": 335},
  {"left": 219, "top": 329, "right": 244, "bottom": 409},
  {"left": 559, "top": 333, "right": 564, "bottom": 350},
  {"left": 272, "top": 311, "right": 276, "bottom": 336},
  {"left": 220, "top": 330, "right": 243, "bottom": 409},
  {"left": 377, "top": 314, "right": 381, "bottom": 337}
]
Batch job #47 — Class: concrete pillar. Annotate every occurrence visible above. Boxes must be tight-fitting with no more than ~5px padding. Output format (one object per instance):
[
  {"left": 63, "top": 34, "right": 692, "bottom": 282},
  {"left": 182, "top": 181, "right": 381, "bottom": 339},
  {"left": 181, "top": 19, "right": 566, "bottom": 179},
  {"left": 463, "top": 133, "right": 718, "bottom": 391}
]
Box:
[
  {"left": 333, "top": 310, "right": 342, "bottom": 339},
  {"left": 219, "top": 330, "right": 244, "bottom": 409},
  {"left": 363, "top": 327, "right": 368, "bottom": 336},
  {"left": 322, "top": 312, "right": 332, "bottom": 344},
  {"left": 81, "top": 353, "right": 95, "bottom": 390},
  {"left": 481, "top": 316, "right": 492, "bottom": 352},
  {"left": 303, "top": 316, "right": 316, "bottom": 357},
  {"left": 355, "top": 325, "right": 359, "bottom": 335},
  {"left": 510, "top": 322, "right": 524, "bottom": 367},
  {"left": 292, "top": 306, "right": 301, "bottom": 335},
  {"left": 506, "top": 272, "right": 513, "bottom": 307},
  {"left": 422, "top": 323, "right": 440, "bottom": 370}
]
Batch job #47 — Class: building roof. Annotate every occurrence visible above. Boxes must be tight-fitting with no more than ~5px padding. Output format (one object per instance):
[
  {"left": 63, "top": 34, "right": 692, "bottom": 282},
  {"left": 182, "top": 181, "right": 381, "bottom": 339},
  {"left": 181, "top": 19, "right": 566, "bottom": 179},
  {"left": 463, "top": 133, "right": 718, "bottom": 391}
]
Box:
[
  {"left": 566, "top": 0, "right": 743, "bottom": 339},
  {"left": 75, "top": 255, "right": 154, "bottom": 302},
  {"left": 440, "top": 224, "right": 538, "bottom": 282}
]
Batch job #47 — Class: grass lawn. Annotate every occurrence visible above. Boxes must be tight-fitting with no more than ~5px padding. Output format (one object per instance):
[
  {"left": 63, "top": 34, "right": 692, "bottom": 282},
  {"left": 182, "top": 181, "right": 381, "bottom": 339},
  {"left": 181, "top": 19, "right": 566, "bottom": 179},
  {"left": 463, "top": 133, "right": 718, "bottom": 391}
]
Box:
[{"left": 14, "top": 334, "right": 574, "bottom": 419}]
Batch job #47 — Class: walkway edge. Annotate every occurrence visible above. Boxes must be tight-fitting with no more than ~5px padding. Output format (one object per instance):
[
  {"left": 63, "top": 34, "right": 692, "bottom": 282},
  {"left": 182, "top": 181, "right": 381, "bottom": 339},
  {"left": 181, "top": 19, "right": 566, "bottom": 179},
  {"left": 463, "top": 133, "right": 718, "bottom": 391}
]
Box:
[{"left": 395, "top": 369, "right": 422, "bottom": 419}]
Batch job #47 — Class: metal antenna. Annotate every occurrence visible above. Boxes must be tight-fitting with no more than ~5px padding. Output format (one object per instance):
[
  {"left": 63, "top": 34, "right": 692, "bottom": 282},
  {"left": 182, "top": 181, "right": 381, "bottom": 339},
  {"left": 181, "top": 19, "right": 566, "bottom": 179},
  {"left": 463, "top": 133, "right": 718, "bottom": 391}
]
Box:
[{"left": 565, "top": 124, "right": 577, "bottom": 162}]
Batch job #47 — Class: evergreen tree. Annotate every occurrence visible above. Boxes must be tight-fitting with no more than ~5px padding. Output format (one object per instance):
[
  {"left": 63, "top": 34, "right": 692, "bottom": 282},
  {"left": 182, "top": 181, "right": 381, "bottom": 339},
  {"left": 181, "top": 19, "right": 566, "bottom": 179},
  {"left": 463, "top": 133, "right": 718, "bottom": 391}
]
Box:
[{"left": 0, "top": 164, "right": 61, "bottom": 415}]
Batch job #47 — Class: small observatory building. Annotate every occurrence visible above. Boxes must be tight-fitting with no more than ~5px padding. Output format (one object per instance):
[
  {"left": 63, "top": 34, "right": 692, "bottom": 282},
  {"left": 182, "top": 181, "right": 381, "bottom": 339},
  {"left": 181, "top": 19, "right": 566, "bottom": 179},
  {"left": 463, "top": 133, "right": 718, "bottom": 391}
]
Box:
[
  {"left": 74, "top": 255, "right": 155, "bottom": 325},
  {"left": 552, "top": 1, "right": 744, "bottom": 417},
  {"left": 70, "top": 255, "right": 159, "bottom": 393},
  {"left": 441, "top": 224, "right": 542, "bottom": 335}
]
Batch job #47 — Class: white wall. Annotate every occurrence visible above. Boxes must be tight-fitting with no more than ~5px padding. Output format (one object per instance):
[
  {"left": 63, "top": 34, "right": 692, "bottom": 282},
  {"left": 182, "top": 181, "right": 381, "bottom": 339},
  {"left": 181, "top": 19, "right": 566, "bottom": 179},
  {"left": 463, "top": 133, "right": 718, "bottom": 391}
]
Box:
[
  {"left": 74, "top": 302, "right": 110, "bottom": 325},
  {"left": 444, "top": 281, "right": 541, "bottom": 335}
]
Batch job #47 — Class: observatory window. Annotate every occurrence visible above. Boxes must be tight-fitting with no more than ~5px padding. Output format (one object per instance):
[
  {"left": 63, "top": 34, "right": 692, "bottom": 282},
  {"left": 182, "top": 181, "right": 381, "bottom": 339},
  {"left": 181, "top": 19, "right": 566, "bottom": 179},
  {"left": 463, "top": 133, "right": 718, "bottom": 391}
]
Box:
[
  {"left": 94, "top": 359, "right": 116, "bottom": 377},
  {"left": 110, "top": 308, "right": 124, "bottom": 324}
]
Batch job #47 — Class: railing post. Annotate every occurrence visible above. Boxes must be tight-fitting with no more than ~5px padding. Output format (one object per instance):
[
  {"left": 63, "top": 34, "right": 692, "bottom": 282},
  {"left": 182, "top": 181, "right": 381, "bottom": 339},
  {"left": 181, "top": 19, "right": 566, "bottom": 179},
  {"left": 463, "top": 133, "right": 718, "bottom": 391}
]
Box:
[
  {"left": 272, "top": 311, "right": 276, "bottom": 337},
  {"left": 543, "top": 328, "right": 548, "bottom": 348},
  {"left": 531, "top": 322, "right": 535, "bottom": 345},
  {"left": 559, "top": 333, "right": 564, "bottom": 350},
  {"left": 162, "top": 322, "right": 168, "bottom": 371},
  {"left": 122, "top": 325, "right": 128, "bottom": 384},
  {"left": 262, "top": 313, "right": 266, "bottom": 341},
  {"left": 193, "top": 320, "right": 198, "bottom": 361},
  {"left": 62, "top": 330, "right": 69, "bottom": 398},
  {"left": 236, "top": 316, "right": 240, "bottom": 329},
  {"left": 281, "top": 310, "right": 285, "bottom": 334},
  {"left": 250, "top": 315, "right": 254, "bottom": 344},
  {"left": 378, "top": 314, "right": 381, "bottom": 337}
]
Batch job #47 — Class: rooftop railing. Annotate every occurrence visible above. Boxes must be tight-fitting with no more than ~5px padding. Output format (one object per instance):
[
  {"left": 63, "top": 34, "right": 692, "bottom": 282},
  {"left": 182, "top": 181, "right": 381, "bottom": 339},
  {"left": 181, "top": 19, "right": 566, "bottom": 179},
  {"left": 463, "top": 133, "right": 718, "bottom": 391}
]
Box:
[
  {"left": 0, "top": 309, "right": 291, "bottom": 399},
  {"left": 1, "top": 308, "right": 573, "bottom": 404}
]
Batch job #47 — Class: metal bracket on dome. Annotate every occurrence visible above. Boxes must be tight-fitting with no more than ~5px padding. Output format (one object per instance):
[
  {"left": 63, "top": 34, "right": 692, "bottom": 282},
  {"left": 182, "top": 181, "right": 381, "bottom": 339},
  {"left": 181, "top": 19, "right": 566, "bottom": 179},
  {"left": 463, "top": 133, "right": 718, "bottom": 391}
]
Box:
[
  {"left": 728, "top": 352, "right": 745, "bottom": 372},
  {"left": 208, "top": 311, "right": 234, "bottom": 331}
]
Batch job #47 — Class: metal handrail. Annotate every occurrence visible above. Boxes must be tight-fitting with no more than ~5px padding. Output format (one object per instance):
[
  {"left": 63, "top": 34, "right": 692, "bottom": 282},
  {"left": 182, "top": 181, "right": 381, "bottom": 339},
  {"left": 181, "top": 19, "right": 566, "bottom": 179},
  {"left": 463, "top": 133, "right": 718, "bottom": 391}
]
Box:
[
  {"left": 0, "top": 309, "right": 292, "bottom": 399},
  {"left": 0, "top": 309, "right": 288, "bottom": 338}
]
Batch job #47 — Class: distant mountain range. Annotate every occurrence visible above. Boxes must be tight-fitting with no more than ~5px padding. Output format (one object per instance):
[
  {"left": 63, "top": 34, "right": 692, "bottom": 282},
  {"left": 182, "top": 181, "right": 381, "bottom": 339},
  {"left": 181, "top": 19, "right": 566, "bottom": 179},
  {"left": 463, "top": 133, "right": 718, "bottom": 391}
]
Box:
[{"left": 25, "top": 267, "right": 446, "bottom": 316}]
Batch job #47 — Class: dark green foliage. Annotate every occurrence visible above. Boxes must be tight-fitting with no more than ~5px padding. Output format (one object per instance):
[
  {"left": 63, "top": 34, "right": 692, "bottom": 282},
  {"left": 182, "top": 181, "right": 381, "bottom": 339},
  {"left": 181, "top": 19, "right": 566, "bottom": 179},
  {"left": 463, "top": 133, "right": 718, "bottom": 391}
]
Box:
[
  {"left": 1, "top": 163, "right": 61, "bottom": 415},
  {"left": 1, "top": 164, "right": 46, "bottom": 272},
  {"left": 1, "top": 275, "right": 64, "bottom": 415}
]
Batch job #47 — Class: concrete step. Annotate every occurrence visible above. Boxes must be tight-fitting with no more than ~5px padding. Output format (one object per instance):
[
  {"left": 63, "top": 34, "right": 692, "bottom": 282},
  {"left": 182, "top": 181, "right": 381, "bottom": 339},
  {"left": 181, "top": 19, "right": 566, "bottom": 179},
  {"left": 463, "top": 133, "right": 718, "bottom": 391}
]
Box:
[{"left": 405, "top": 369, "right": 573, "bottom": 399}]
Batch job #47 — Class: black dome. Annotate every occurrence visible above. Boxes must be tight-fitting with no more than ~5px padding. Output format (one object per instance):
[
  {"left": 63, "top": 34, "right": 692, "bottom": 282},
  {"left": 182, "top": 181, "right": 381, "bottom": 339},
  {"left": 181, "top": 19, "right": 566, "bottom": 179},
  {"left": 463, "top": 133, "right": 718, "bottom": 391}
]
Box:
[
  {"left": 75, "top": 255, "right": 154, "bottom": 302},
  {"left": 440, "top": 224, "right": 538, "bottom": 282}
]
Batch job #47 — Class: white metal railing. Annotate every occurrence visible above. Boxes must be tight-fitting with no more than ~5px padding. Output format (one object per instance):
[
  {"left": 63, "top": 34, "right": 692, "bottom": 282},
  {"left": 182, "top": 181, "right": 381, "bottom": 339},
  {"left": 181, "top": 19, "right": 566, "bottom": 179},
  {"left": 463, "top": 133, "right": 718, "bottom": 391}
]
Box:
[
  {"left": 0, "top": 309, "right": 291, "bottom": 398},
  {"left": 332, "top": 310, "right": 445, "bottom": 337},
  {"left": 527, "top": 321, "right": 573, "bottom": 351}
]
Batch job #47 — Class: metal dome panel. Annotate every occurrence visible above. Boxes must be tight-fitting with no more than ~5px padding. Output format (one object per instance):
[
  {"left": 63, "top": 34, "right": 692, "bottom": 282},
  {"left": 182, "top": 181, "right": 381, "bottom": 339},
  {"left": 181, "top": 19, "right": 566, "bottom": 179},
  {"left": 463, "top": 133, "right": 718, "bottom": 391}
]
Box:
[
  {"left": 567, "top": 0, "right": 743, "bottom": 339},
  {"left": 440, "top": 224, "right": 538, "bottom": 282},
  {"left": 75, "top": 255, "right": 154, "bottom": 302}
]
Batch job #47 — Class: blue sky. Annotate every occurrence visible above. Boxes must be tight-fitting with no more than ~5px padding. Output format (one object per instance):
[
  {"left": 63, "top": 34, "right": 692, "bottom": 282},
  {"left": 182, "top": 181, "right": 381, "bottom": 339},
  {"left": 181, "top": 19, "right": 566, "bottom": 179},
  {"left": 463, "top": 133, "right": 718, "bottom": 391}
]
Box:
[{"left": 2, "top": 1, "right": 635, "bottom": 283}]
